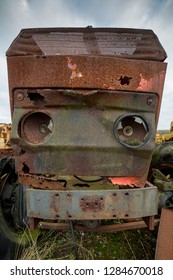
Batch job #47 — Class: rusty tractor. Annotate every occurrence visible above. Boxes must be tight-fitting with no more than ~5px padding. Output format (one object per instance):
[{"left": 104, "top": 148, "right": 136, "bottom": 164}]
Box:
[{"left": 0, "top": 27, "right": 170, "bottom": 259}]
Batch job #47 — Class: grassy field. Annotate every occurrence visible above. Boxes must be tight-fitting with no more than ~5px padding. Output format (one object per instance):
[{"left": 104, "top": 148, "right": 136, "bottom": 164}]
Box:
[{"left": 17, "top": 224, "right": 158, "bottom": 260}]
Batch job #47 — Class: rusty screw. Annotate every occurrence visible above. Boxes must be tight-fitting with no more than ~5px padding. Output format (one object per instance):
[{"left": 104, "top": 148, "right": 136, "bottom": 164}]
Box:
[
  {"left": 17, "top": 92, "right": 24, "bottom": 101},
  {"left": 147, "top": 97, "right": 153, "bottom": 106},
  {"left": 39, "top": 124, "right": 48, "bottom": 134}
]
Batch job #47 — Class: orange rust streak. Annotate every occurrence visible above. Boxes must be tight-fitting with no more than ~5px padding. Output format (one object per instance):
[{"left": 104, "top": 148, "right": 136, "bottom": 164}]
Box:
[{"left": 109, "top": 177, "right": 144, "bottom": 187}]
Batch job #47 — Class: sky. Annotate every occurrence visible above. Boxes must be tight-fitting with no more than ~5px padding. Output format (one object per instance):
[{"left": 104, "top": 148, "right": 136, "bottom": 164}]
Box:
[{"left": 0, "top": 0, "right": 172, "bottom": 129}]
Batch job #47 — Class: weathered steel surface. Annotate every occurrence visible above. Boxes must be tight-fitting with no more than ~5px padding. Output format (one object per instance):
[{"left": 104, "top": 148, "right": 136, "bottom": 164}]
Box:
[
  {"left": 6, "top": 27, "right": 167, "bottom": 60},
  {"left": 7, "top": 55, "right": 166, "bottom": 119},
  {"left": 18, "top": 173, "right": 66, "bottom": 190},
  {"left": 11, "top": 90, "right": 156, "bottom": 186},
  {"left": 7, "top": 28, "right": 167, "bottom": 124},
  {"left": 7, "top": 28, "right": 167, "bottom": 189},
  {"left": 143, "top": 216, "right": 155, "bottom": 230},
  {"left": 7, "top": 56, "right": 166, "bottom": 93},
  {"left": 26, "top": 186, "right": 158, "bottom": 220},
  {"left": 5, "top": 28, "right": 167, "bottom": 226},
  {"left": 155, "top": 208, "right": 173, "bottom": 259},
  {"left": 39, "top": 219, "right": 160, "bottom": 232}
]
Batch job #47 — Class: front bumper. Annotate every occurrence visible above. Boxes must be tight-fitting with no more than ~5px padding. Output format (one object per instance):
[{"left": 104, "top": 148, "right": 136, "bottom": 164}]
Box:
[{"left": 26, "top": 184, "right": 158, "bottom": 220}]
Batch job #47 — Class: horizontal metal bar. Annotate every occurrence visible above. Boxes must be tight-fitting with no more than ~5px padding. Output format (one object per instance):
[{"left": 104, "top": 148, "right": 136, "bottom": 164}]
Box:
[
  {"left": 26, "top": 186, "right": 158, "bottom": 220},
  {"left": 39, "top": 219, "right": 160, "bottom": 232}
]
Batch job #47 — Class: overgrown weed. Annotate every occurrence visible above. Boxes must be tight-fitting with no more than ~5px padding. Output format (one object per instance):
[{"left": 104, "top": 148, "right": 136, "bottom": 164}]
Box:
[{"left": 15, "top": 225, "right": 157, "bottom": 260}]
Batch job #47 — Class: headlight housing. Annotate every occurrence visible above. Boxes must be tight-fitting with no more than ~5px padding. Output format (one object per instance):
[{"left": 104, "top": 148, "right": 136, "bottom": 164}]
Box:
[
  {"left": 18, "top": 112, "right": 53, "bottom": 144},
  {"left": 113, "top": 114, "right": 149, "bottom": 148}
]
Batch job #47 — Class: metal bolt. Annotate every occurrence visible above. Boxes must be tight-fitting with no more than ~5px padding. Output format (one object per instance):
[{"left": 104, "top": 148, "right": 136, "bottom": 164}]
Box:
[
  {"left": 17, "top": 92, "right": 24, "bottom": 101},
  {"left": 147, "top": 97, "right": 153, "bottom": 106},
  {"left": 39, "top": 124, "right": 48, "bottom": 134},
  {"left": 123, "top": 126, "right": 133, "bottom": 136}
]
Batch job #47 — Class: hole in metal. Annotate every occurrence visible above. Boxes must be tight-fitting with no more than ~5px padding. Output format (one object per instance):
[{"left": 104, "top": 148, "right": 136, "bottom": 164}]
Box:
[
  {"left": 118, "top": 76, "right": 132, "bottom": 85},
  {"left": 19, "top": 112, "right": 53, "bottom": 144},
  {"left": 22, "top": 163, "right": 30, "bottom": 173},
  {"left": 73, "top": 183, "right": 90, "bottom": 188},
  {"left": 27, "top": 92, "right": 45, "bottom": 105},
  {"left": 114, "top": 114, "right": 149, "bottom": 148}
]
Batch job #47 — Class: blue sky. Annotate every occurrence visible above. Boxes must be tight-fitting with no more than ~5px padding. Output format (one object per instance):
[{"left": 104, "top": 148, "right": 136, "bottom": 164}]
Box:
[{"left": 0, "top": 0, "right": 172, "bottom": 129}]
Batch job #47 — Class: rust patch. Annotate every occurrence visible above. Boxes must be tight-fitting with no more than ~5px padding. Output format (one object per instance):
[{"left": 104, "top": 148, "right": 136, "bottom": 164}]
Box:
[
  {"left": 80, "top": 196, "right": 104, "bottom": 211},
  {"left": 19, "top": 173, "right": 66, "bottom": 190},
  {"left": 6, "top": 27, "right": 167, "bottom": 61},
  {"left": 155, "top": 208, "right": 173, "bottom": 259},
  {"left": 0, "top": 148, "right": 13, "bottom": 157},
  {"left": 67, "top": 57, "right": 82, "bottom": 82},
  {"left": 7, "top": 28, "right": 167, "bottom": 192},
  {"left": 108, "top": 176, "right": 147, "bottom": 188},
  {"left": 39, "top": 219, "right": 160, "bottom": 232}
]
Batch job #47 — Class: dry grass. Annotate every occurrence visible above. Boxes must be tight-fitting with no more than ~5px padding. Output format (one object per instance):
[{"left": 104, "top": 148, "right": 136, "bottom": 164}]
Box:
[
  {"left": 16, "top": 230, "right": 94, "bottom": 260},
  {"left": 15, "top": 223, "right": 157, "bottom": 260}
]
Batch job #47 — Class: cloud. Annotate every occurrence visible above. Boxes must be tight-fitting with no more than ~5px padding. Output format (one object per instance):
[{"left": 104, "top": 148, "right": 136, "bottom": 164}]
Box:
[
  {"left": 0, "top": 55, "right": 10, "bottom": 123},
  {"left": 0, "top": 0, "right": 172, "bottom": 129},
  {"left": 0, "top": 90, "right": 11, "bottom": 123}
]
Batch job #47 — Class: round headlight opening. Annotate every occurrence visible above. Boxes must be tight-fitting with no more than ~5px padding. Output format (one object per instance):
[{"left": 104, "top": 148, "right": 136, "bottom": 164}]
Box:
[
  {"left": 114, "top": 115, "right": 149, "bottom": 148},
  {"left": 19, "top": 112, "right": 53, "bottom": 144}
]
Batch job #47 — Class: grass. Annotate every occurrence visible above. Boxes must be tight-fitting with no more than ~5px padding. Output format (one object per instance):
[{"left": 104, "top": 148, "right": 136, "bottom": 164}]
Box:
[{"left": 16, "top": 224, "right": 158, "bottom": 260}]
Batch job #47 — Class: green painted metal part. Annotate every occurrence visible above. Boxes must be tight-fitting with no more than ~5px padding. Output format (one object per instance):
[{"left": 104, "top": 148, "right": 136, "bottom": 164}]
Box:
[{"left": 11, "top": 89, "right": 156, "bottom": 187}]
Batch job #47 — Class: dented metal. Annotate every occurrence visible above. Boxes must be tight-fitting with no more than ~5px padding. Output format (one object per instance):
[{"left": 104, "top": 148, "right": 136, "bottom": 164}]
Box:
[
  {"left": 6, "top": 27, "right": 167, "bottom": 60},
  {"left": 5, "top": 27, "right": 167, "bottom": 227},
  {"left": 11, "top": 89, "right": 157, "bottom": 186},
  {"left": 26, "top": 185, "right": 158, "bottom": 220}
]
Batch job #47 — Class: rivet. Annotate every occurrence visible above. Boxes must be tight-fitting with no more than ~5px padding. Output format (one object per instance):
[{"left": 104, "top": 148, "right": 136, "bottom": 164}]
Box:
[
  {"left": 17, "top": 92, "right": 24, "bottom": 101},
  {"left": 147, "top": 97, "right": 153, "bottom": 106},
  {"left": 39, "top": 124, "right": 48, "bottom": 134}
]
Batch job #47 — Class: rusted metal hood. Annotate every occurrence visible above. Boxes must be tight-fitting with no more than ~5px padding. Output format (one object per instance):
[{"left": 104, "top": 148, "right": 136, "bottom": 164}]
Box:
[
  {"left": 6, "top": 27, "right": 167, "bottom": 61},
  {"left": 6, "top": 27, "right": 167, "bottom": 188}
]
